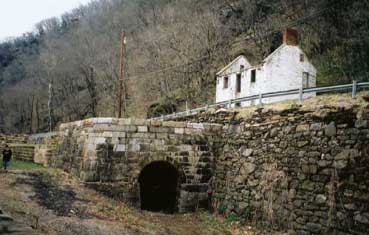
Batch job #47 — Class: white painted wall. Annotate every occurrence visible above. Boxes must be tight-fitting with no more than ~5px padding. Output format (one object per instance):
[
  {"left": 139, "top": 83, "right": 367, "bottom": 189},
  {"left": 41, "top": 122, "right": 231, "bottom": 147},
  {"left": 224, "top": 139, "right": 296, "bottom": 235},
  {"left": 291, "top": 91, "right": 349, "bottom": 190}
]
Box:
[
  {"left": 215, "top": 56, "right": 251, "bottom": 103},
  {"left": 215, "top": 45, "right": 317, "bottom": 107}
]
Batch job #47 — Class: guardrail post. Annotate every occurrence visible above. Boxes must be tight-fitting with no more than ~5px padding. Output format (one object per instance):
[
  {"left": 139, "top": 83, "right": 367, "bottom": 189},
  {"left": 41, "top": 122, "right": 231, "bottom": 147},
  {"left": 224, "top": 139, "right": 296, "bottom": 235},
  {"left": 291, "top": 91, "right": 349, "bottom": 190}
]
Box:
[
  {"left": 352, "top": 80, "right": 357, "bottom": 99},
  {"left": 299, "top": 86, "right": 304, "bottom": 104},
  {"left": 161, "top": 115, "right": 164, "bottom": 121},
  {"left": 228, "top": 99, "right": 232, "bottom": 108},
  {"left": 258, "top": 93, "right": 263, "bottom": 106},
  {"left": 205, "top": 104, "right": 209, "bottom": 111}
]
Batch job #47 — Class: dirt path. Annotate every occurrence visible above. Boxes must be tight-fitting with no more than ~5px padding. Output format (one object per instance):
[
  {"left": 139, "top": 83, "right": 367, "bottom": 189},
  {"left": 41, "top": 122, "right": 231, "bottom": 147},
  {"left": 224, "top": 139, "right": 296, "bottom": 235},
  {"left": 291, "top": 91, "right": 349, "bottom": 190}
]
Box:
[{"left": 0, "top": 169, "right": 285, "bottom": 235}]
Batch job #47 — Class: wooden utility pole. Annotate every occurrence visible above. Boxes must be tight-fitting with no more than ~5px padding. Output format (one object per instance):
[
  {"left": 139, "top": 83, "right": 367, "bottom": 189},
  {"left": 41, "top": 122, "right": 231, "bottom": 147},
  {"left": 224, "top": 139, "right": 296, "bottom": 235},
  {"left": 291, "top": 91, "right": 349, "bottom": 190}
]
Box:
[
  {"left": 118, "top": 30, "right": 125, "bottom": 118},
  {"left": 48, "top": 82, "right": 52, "bottom": 132}
]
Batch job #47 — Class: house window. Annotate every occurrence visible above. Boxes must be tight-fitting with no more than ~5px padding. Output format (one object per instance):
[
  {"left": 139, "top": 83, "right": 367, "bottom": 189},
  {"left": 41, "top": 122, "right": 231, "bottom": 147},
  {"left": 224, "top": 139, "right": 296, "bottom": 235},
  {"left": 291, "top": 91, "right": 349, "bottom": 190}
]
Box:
[
  {"left": 302, "top": 72, "right": 309, "bottom": 88},
  {"left": 240, "top": 65, "right": 244, "bottom": 71},
  {"left": 223, "top": 76, "right": 229, "bottom": 89},
  {"left": 300, "top": 53, "right": 305, "bottom": 62},
  {"left": 236, "top": 74, "right": 241, "bottom": 93},
  {"left": 251, "top": 69, "right": 256, "bottom": 83}
]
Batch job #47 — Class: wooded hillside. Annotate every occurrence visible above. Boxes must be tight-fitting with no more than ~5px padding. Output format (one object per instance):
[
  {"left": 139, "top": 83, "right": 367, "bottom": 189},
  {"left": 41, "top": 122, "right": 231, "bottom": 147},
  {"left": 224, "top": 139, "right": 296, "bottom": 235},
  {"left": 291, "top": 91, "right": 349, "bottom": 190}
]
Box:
[{"left": 0, "top": 0, "right": 368, "bottom": 133}]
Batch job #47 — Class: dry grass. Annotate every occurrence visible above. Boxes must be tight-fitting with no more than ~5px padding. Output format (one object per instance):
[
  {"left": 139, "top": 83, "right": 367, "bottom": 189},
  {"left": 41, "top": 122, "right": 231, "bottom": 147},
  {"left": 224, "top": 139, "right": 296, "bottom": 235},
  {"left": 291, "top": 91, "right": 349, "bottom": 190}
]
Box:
[
  {"left": 228, "top": 91, "right": 369, "bottom": 119},
  {"left": 0, "top": 167, "right": 285, "bottom": 235}
]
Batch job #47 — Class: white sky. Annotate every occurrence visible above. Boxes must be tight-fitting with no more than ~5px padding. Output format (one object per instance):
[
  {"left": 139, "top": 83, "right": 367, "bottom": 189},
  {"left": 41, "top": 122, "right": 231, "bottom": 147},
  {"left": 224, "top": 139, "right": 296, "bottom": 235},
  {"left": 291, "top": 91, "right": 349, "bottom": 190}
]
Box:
[{"left": 0, "top": 0, "right": 92, "bottom": 40}]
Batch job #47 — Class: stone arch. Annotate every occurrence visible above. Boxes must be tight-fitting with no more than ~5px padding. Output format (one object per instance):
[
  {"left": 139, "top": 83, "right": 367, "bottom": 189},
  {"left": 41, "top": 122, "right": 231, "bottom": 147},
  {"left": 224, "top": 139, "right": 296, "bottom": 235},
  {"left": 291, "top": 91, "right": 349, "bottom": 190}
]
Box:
[
  {"left": 134, "top": 157, "right": 186, "bottom": 213},
  {"left": 135, "top": 155, "right": 187, "bottom": 184}
]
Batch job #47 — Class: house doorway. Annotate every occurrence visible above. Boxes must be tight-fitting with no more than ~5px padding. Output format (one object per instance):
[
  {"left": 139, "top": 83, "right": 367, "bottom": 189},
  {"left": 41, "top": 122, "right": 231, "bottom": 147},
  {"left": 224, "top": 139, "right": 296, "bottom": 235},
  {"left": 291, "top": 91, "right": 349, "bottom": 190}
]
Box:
[{"left": 138, "top": 161, "right": 178, "bottom": 213}]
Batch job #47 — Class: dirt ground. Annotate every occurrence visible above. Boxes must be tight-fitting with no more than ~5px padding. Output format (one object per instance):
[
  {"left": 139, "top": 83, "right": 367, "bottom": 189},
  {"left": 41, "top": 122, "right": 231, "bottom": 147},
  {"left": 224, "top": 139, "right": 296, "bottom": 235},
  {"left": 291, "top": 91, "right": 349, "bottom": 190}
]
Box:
[{"left": 0, "top": 168, "right": 286, "bottom": 235}]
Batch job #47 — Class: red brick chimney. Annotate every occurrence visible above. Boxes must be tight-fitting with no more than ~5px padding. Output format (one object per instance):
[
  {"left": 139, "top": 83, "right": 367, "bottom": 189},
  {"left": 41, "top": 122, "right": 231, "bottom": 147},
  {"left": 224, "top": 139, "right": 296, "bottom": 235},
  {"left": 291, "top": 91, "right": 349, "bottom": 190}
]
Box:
[{"left": 283, "top": 28, "right": 298, "bottom": 46}]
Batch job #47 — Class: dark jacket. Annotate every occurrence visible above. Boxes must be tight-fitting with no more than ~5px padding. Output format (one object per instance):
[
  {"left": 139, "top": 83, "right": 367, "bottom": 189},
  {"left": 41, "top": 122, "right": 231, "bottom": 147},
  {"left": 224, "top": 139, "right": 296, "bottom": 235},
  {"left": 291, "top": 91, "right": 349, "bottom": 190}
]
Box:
[{"left": 2, "top": 149, "right": 12, "bottom": 161}]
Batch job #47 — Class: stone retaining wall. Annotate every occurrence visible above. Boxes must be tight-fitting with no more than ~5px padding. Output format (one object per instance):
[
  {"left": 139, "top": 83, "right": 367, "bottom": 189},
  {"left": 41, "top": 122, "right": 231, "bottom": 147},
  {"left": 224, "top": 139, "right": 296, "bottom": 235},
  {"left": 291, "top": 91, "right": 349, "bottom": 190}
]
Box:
[
  {"left": 0, "top": 133, "right": 29, "bottom": 144},
  {"left": 34, "top": 145, "right": 55, "bottom": 166},
  {"left": 50, "top": 106, "right": 369, "bottom": 234},
  {"left": 33, "top": 133, "right": 60, "bottom": 166},
  {"left": 0, "top": 133, "right": 29, "bottom": 149},
  {"left": 0, "top": 133, "right": 58, "bottom": 165},
  {"left": 0, "top": 134, "right": 33, "bottom": 161},
  {"left": 10, "top": 144, "right": 35, "bottom": 162},
  {"left": 182, "top": 106, "right": 369, "bottom": 235}
]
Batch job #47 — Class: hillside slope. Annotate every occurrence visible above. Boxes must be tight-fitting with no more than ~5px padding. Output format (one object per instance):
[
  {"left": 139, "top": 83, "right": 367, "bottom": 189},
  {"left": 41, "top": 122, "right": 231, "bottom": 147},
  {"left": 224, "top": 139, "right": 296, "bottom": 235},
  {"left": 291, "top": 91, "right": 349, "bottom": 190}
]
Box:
[{"left": 0, "top": 0, "right": 368, "bottom": 133}]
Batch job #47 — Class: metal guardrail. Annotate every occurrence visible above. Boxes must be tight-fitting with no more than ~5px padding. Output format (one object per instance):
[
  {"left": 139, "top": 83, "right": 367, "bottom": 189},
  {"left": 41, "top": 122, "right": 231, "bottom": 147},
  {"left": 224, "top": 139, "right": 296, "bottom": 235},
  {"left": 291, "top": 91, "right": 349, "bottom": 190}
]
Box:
[
  {"left": 29, "top": 131, "right": 60, "bottom": 139},
  {"left": 153, "top": 81, "right": 369, "bottom": 121},
  {"left": 28, "top": 132, "right": 60, "bottom": 144}
]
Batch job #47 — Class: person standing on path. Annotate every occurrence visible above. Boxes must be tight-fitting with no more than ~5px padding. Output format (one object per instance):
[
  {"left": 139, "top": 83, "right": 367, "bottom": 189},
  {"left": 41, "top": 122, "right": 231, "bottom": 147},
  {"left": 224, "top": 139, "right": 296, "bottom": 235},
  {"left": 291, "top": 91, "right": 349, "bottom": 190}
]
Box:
[{"left": 2, "top": 144, "right": 12, "bottom": 172}]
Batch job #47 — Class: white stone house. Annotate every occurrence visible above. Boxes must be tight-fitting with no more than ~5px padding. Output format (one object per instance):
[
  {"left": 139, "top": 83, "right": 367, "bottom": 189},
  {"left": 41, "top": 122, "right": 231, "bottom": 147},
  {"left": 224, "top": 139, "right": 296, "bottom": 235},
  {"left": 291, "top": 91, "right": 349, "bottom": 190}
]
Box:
[{"left": 215, "top": 29, "right": 316, "bottom": 107}]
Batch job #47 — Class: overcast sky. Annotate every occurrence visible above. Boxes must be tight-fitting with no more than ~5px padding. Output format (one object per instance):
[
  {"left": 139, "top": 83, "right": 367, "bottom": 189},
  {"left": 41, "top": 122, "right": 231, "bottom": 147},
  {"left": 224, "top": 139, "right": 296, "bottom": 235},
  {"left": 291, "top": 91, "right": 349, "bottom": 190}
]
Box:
[{"left": 0, "top": 0, "right": 92, "bottom": 40}]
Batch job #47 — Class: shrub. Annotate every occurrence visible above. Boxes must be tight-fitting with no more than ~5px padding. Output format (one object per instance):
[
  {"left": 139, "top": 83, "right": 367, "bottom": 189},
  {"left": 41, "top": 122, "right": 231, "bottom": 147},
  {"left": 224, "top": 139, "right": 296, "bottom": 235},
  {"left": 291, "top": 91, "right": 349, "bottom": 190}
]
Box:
[
  {"left": 225, "top": 212, "right": 240, "bottom": 223},
  {"left": 218, "top": 203, "right": 226, "bottom": 215},
  {"left": 146, "top": 96, "right": 179, "bottom": 118}
]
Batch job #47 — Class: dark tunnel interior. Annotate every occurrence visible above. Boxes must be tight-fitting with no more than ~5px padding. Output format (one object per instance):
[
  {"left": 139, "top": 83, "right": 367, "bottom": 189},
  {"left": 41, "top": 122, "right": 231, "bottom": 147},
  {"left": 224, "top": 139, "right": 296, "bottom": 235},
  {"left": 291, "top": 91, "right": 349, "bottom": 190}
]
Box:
[{"left": 138, "top": 161, "right": 179, "bottom": 213}]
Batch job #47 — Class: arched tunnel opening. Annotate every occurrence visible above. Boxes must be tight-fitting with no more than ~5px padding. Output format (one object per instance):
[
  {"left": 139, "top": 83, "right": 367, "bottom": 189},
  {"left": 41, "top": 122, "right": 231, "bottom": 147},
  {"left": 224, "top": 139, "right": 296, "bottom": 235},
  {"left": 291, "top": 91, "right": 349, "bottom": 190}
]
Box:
[{"left": 138, "top": 161, "right": 178, "bottom": 213}]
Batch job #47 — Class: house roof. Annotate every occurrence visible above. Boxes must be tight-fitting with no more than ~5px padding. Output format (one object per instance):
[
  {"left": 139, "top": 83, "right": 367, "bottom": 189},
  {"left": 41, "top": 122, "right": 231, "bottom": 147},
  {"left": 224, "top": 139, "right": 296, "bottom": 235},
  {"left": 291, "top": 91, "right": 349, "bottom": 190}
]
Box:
[
  {"left": 216, "top": 55, "right": 250, "bottom": 76},
  {"left": 217, "top": 44, "right": 315, "bottom": 76}
]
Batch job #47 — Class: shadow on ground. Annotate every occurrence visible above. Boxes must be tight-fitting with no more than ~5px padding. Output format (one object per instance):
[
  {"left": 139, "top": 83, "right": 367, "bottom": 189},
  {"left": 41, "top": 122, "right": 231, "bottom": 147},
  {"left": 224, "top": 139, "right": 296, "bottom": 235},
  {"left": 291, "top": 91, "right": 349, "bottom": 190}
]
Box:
[{"left": 14, "top": 172, "right": 92, "bottom": 219}]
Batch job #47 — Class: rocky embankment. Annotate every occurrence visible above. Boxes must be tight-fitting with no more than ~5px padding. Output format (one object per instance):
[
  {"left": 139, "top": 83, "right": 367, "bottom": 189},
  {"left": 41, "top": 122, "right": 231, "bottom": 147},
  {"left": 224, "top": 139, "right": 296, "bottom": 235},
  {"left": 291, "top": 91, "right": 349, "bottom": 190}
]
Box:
[{"left": 0, "top": 208, "right": 35, "bottom": 235}]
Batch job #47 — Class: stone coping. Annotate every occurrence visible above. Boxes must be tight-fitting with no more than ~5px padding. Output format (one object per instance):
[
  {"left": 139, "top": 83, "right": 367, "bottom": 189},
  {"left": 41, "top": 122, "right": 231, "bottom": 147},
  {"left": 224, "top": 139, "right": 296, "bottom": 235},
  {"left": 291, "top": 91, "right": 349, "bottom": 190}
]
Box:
[
  {"left": 59, "top": 117, "right": 224, "bottom": 131},
  {"left": 8, "top": 144, "right": 36, "bottom": 147}
]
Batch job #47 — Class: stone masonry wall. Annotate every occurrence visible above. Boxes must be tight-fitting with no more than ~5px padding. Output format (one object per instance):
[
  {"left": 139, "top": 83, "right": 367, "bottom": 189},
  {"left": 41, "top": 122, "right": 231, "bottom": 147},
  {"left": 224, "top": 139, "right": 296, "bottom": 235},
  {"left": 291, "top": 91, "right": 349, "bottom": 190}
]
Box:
[
  {"left": 52, "top": 106, "right": 369, "bottom": 234},
  {"left": 32, "top": 134, "right": 61, "bottom": 166},
  {"left": 34, "top": 145, "right": 55, "bottom": 166},
  {"left": 54, "top": 118, "right": 223, "bottom": 212},
  {"left": 0, "top": 134, "right": 33, "bottom": 161},
  {"left": 0, "top": 133, "right": 29, "bottom": 150},
  {"left": 0, "top": 133, "right": 59, "bottom": 164},
  {"left": 0, "top": 133, "right": 29, "bottom": 145},
  {"left": 9, "top": 144, "right": 35, "bottom": 161},
  {"left": 180, "top": 106, "right": 369, "bottom": 235}
]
